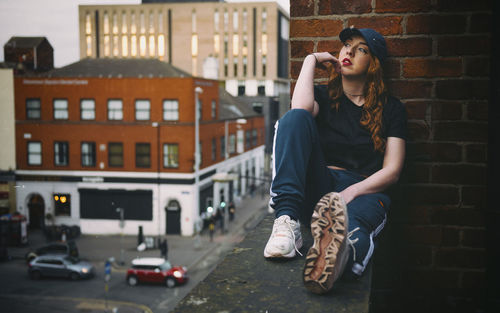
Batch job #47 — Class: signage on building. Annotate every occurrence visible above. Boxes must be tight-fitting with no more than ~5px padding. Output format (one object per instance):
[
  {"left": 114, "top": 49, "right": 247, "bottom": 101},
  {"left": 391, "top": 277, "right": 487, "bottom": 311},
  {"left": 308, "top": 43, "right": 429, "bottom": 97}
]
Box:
[
  {"left": 23, "top": 79, "right": 89, "bottom": 85},
  {"left": 82, "top": 176, "right": 104, "bottom": 183}
]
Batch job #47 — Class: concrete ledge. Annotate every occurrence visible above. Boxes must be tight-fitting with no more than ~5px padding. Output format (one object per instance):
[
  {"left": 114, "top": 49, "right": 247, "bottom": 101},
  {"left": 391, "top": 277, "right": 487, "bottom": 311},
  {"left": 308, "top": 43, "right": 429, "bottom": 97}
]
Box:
[{"left": 173, "top": 214, "right": 372, "bottom": 313}]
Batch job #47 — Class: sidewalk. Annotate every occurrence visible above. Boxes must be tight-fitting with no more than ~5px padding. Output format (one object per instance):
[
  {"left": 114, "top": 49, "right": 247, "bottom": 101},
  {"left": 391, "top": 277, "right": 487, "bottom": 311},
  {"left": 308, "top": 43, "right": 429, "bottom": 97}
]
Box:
[{"left": 6, "top": 194, "right": 271, "bottom": 273}]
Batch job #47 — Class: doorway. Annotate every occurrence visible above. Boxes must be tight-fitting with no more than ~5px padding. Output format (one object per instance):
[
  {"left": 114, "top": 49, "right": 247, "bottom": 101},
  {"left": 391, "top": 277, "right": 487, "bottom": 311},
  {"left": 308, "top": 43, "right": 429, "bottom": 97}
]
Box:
[
  {"left": 28, "top": 194, "right": 45, "bottom": 229},
  {"left": 165, "top": 200, "right": 181, "bottom": 235}
]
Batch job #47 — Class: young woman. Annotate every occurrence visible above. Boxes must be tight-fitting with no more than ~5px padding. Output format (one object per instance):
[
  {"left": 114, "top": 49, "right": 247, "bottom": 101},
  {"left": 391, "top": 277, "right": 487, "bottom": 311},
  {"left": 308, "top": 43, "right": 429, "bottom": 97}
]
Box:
[{"left": 264, "top": 28, "right": 407, "bottom": 294}]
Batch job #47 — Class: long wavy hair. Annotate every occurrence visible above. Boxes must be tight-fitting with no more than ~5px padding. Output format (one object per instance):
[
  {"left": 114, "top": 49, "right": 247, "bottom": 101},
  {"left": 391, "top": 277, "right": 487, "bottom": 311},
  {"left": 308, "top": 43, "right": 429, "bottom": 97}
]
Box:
[{"left": 326, "top": 54, "right": 388, "bottom": 152}]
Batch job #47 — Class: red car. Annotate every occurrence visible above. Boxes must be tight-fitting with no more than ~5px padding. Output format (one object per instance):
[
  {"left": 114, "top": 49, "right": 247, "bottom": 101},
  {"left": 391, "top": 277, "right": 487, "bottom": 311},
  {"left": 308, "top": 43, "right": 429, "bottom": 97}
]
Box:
[{"left": 126, "top": 257, "right": 188, "bottom": 288}]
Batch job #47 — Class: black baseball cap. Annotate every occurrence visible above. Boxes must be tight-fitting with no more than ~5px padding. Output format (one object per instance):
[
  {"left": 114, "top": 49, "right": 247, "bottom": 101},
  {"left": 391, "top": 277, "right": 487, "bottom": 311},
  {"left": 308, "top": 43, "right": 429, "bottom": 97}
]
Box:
[{"left": 339, "top": 27, "right": 388, "bottom": 63}]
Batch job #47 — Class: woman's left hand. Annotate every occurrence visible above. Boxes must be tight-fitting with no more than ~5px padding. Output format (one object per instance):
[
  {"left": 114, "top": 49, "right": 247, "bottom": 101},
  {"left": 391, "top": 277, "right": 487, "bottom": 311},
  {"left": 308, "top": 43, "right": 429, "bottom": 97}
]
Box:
[{"left": 340, "top": 186, "right": 357, "bottom": 205}]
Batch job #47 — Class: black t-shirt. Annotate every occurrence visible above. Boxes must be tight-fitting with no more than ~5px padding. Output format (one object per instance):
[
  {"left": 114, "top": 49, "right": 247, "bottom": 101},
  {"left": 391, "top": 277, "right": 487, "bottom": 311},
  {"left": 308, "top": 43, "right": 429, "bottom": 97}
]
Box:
[{"left": 314, "top": 85, "right": 407, "bottom": 176}]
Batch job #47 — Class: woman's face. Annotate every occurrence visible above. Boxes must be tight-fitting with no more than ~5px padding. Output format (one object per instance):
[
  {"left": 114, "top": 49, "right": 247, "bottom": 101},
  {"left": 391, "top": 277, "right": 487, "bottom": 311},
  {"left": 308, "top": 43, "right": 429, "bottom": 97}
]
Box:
[{"left": 338, "top": 36, "right": 372, "bottom": 77}]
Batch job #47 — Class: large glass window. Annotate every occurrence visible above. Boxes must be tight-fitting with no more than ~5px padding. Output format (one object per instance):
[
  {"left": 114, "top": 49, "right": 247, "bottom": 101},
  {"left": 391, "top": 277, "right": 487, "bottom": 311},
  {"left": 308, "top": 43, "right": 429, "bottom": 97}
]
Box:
[
  {"left": 163, "top": 99, "right": 179, "bottom": 121},
  {"left": 108, "top": 99, "right": 123, "bottom": 120},
  {"left": 27, "top": 142, "right": 42, "bottom": 165},
  {"left": 53, "top": 99, "right": 68, "bottom": 120},
  {"left": 135, "top": 99, "right": 150, "bottom": 120},
  {"left": 80, "top": 99, "right": 95, "bottom": 120},
  {"left": 135, "top": 143, "right": 150, "bottom": 168},
  {"left": 212, "top": 138, "right": 216, "bottom": 161},
  {"left": 81, "top": 142, "right": 96, "bottom": 167},
  {"left": 252, "top": 129, "right": 258, "bottom": 147},
  {"left": 211, "top": 100, "right": 216, "bottom": 119},
  {"left": 26, "top": 98, "right": 41, "bottom": 119},
  {"left": 229, "top": 134, "right": 236, "bottom": 154},
  {"left": 163, "top": 143, "right": 178, "bottom": 168},
  {"left": 54, "top": 141, "right": 69, "bottom": 166},
  {"left": 108, "top": 142, "right": 123, "bottom": 167},
  {"left": 54, "top": 193, "right": 71, "bottom": 216},
  {"left": 246, "top": 130, "right": 251, "bottom": 149},
  {"left": 220, "top": 136, "right": 226, "bottom": 158}
]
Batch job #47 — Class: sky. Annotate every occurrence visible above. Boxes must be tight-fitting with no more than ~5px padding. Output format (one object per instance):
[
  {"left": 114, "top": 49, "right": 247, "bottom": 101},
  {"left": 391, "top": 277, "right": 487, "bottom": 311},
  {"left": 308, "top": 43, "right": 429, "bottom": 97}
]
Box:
[{"left": 0, "top": 0, "right": 290, "bottom": 68}]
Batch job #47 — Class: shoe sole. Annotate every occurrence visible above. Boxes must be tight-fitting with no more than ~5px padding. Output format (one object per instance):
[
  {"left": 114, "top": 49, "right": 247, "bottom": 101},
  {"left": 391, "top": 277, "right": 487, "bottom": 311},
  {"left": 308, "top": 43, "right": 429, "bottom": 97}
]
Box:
[
  {"left": 303, "top": 192, "right": 348, "bottom": 294},
  {"left": 264, "top": 236, "right": 303, "bottom": 258}
]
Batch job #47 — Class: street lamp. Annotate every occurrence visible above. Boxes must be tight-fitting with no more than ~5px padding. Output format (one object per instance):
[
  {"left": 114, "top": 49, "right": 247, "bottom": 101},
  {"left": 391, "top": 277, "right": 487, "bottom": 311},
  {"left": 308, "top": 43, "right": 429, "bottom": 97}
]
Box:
[
  {"left": 194, "top": 86, "right": 203, "bottom": 232},
  {"left": 116, "top": 207, "right": 124, "bottom": 265}
]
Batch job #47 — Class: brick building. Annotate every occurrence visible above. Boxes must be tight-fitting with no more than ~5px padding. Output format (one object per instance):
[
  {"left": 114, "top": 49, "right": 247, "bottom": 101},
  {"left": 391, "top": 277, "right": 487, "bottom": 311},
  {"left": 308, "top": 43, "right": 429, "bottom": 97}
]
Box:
[
  {"left": 290, "top": 0, "right": 493, "bottom": 312},
  {"left": 14, "top": 58, "right": 265, "bottom": 236}
]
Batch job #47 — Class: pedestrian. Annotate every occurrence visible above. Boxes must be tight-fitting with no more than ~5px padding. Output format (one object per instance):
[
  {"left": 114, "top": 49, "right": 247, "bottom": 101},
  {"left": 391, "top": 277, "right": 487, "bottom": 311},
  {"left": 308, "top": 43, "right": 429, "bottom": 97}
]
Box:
[
  {"left": 263, "top": 27, "right": 407, "bottom": 295},
  {"left": 209, "top": 217, "right": 215, "bottom": 242},
  {"left": 228, "top": 202, "right": 235, "bottom": 221},
  {"left": 160, "top": 238, "right": 168, "bottom": 260}
]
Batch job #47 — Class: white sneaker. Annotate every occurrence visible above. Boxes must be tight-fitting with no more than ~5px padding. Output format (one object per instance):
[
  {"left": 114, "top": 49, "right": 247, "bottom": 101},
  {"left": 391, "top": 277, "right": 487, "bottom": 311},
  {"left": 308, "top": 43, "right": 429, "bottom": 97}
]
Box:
[{"left": 264, "top": 215, "right": 303, "bottom": 258}]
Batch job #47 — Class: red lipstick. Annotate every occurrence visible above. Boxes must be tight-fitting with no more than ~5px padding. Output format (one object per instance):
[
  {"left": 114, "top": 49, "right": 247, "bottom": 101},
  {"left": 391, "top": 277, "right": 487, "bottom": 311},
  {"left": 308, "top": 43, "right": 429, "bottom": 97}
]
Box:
[{"left": 342, "top": 58, "right": 352, "bottom": 66}]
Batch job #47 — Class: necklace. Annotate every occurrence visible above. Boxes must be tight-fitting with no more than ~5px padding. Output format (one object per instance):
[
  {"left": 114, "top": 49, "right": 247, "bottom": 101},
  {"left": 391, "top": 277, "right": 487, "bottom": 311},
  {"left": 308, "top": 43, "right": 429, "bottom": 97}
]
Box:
[{"left": 344, "top": 91, "right": 364, "bottom": 97}]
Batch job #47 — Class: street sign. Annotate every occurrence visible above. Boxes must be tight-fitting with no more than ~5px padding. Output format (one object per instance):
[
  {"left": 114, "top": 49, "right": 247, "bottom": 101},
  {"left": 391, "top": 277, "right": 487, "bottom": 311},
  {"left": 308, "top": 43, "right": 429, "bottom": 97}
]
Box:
[{"left": 105, "top": 260, "right": 112, "bottom": 276}]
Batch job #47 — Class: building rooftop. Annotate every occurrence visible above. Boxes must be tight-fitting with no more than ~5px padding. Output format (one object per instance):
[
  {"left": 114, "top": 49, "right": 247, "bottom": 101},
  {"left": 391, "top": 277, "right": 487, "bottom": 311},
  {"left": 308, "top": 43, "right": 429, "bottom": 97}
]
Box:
[
  {"left": 36, "top": 58, "right": 192, "bottom": 78},
  {"left": 4, "top": 37, "right": 50, "bottom": 49},
  {"left": 219, "top": 88, "right": 261, "bottom": 119}
]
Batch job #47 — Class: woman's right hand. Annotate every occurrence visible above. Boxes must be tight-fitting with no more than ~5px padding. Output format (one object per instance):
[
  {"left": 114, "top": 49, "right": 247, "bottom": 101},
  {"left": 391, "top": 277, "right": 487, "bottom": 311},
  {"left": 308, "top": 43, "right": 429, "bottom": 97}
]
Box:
[{"left": 312, "top": 52, "right": 341, "bottom": 73}]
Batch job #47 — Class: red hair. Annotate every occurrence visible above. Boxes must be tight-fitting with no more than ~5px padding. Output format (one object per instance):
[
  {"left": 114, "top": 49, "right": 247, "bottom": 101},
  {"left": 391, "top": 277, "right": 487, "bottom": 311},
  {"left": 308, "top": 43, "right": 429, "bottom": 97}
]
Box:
[{"left": 326, "top": 54, "right": 387, "bottom": 152}]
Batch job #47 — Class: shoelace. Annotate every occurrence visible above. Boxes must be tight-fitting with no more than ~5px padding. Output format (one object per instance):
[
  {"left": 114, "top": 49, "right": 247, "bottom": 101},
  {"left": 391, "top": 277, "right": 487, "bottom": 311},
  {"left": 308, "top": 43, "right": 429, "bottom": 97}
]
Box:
[
  {"left": 347, "top": 227, "right": 360, "bottom": 262},
  {"left": 274, "top": 217, "right": 303, "bottom": 257}
]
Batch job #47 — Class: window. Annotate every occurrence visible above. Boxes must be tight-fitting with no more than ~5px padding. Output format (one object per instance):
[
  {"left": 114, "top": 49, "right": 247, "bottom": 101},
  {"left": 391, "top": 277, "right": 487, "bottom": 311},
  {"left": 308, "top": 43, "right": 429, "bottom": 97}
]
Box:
[
  {"left": 80, "top": 99, "right": 95, "bottom": 120},
  {"left": 245, "top": 130, "right": 251, "bottom": 149},
  {"left": 211, "top": 100, "right": 216, "bottom": 119},
  {"left": 27, "top": 142, "right": 42, "bottom": 165},
  {"left": 238, "top": 84, "right": 245, "bottom": 96},
  {"left": 81, "top": 142, "right": 96, "bottom": 167},
  {"left": 163, "top": 143, "right": 179, "bottom": 168},
  {"left": 54, "top": 194, "right": 71, "bottom": 216},
  {"left": 108, "top": 99, "right": 123, "bottom": 120},
  {"left": 229, "top": 134, "right": 236, "bottom": 154},
  {"left": 136, "top": 143, "right": 151, "bottom": 168},
  {"left": 220, "top": 136, "right": 226, "bottom": 158},
  {"left": 212, "top": 138, "right": 216, "bottom": 161},
  {"left": 252, "top": 129, "right": 258, "bottom": 147},
  {"left": 135, "top": 99, "right": 150, "bottom": 120},
  {"left": 163, "top": 99, "right": 179, "bottom": 121},
  {"left": 54, "top": 142, "right": 69, "bottom": 166},
  {"left": 26, "top": 98, "right": 41, "bottom": 119},
  {"left": 108, "top": 142, "right": 123, "bottom": 167},
  {"left": 258, "top": 85, "right": 265, "bottom": 96},
  {"left": 53, "top": 99, "right": 68, "bottom": 120}
]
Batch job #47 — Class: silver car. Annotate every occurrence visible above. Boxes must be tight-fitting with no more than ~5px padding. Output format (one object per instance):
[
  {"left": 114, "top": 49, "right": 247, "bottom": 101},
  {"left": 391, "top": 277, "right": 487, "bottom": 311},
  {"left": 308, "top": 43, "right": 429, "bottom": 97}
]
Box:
[{"left": 28, "top": 254, "right": 95, "bottom": 280}]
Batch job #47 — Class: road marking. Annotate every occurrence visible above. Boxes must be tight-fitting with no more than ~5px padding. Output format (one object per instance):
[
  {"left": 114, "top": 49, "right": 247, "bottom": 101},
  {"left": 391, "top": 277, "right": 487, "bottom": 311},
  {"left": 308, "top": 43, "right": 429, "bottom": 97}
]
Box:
[{"left": 0, "top": 293, "right": 153, "bottom": 313}]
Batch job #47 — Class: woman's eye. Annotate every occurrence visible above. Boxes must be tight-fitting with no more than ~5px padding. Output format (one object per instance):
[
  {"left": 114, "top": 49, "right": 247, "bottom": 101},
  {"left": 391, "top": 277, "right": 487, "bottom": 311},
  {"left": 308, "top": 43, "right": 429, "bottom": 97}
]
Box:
[{"left": 358, "top": 47, "right": 367, "bottom": 54}]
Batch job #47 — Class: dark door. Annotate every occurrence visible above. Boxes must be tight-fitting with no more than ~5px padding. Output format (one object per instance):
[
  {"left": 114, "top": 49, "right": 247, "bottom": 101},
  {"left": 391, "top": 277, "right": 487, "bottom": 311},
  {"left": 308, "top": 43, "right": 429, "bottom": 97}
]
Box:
[
  {"left": 166, "top": 200, "right": 181, "bottom": 235},
  {"left": 28, "top": 194, "right": 45, "bottom": 229}
]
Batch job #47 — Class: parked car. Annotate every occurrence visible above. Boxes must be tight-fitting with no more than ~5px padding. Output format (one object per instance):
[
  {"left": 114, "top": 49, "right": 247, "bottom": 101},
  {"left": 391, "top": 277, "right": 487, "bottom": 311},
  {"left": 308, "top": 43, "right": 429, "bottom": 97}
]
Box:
[
  {"left": 28, "top": 254, "right": 95, "bottom": 280},
  {"left": 126, "top": 257, "right": 188, "bottom": 288},
  {"left": 25, "top": 241, "right": 79, "bottom": 263}
]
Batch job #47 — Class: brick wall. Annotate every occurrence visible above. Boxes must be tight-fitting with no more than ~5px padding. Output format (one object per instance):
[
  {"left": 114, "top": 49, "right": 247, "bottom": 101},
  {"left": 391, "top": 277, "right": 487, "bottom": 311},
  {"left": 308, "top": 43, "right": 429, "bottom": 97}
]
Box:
[{"left": 289, "top": 1, "right": 493, "bottom": 312}]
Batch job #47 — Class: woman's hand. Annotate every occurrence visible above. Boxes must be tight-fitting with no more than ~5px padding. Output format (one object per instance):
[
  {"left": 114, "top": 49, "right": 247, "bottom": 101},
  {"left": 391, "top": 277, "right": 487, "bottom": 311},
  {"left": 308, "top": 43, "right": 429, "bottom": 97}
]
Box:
[{"left": 312, "top": 52, "right": 341, "bottom": 73}]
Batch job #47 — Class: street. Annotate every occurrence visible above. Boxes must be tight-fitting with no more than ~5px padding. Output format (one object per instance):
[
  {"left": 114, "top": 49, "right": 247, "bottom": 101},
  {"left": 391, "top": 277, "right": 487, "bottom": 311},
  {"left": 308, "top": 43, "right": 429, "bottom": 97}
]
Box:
[{"left": 0, "top": 195, "right": 270, "bottom": 313}]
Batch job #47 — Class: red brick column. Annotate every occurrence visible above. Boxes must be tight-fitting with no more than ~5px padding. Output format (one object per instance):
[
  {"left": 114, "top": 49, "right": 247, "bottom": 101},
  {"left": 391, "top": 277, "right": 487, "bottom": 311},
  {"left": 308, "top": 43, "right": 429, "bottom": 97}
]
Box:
[{"left": 290, "top": 1, "right": 492, "bottom": 311}]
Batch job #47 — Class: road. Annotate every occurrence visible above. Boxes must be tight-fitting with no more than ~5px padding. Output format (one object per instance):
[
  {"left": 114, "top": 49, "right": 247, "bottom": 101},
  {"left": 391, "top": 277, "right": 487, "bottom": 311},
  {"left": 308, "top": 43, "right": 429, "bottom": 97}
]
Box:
[
  {"left": 0, "top": 234, "right": 251, "bottom": 313},
  {"left": 0, "top": 195, "right": 270, "bottom": 313}
]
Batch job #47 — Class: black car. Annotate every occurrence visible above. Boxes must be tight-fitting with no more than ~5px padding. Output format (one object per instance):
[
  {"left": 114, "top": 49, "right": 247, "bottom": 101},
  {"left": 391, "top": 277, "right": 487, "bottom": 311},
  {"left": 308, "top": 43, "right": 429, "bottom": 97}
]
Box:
[{"left": 25, "top": 241, "right": 79, "bottom": 263}]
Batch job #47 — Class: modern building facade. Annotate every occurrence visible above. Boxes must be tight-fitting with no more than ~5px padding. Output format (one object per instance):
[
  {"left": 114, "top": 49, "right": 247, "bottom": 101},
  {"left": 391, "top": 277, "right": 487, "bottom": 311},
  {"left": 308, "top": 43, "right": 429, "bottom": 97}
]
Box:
[
  {"left": 14, "top": 58, "right": 265, "bottom": 236},
  {"left": 78, "top": 1, "right": 289, "bottom": 98}
]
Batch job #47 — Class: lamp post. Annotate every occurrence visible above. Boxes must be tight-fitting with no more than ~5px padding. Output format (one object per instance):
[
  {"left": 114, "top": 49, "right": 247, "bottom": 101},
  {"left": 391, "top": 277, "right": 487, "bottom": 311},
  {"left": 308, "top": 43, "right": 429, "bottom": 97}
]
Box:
[
  {"left": 116, "top": 207, "right": 124, "bottom": 265},
  {"left": 194, "top": 86, "right": 203, "bottom": 231}
]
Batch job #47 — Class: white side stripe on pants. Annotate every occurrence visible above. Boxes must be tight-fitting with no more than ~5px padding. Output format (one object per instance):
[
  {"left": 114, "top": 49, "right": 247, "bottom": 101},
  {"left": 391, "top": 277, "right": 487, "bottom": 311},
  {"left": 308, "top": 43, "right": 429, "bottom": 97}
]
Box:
[{"left": 352, "top": 213, "right": 387, "bottom": 275}]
